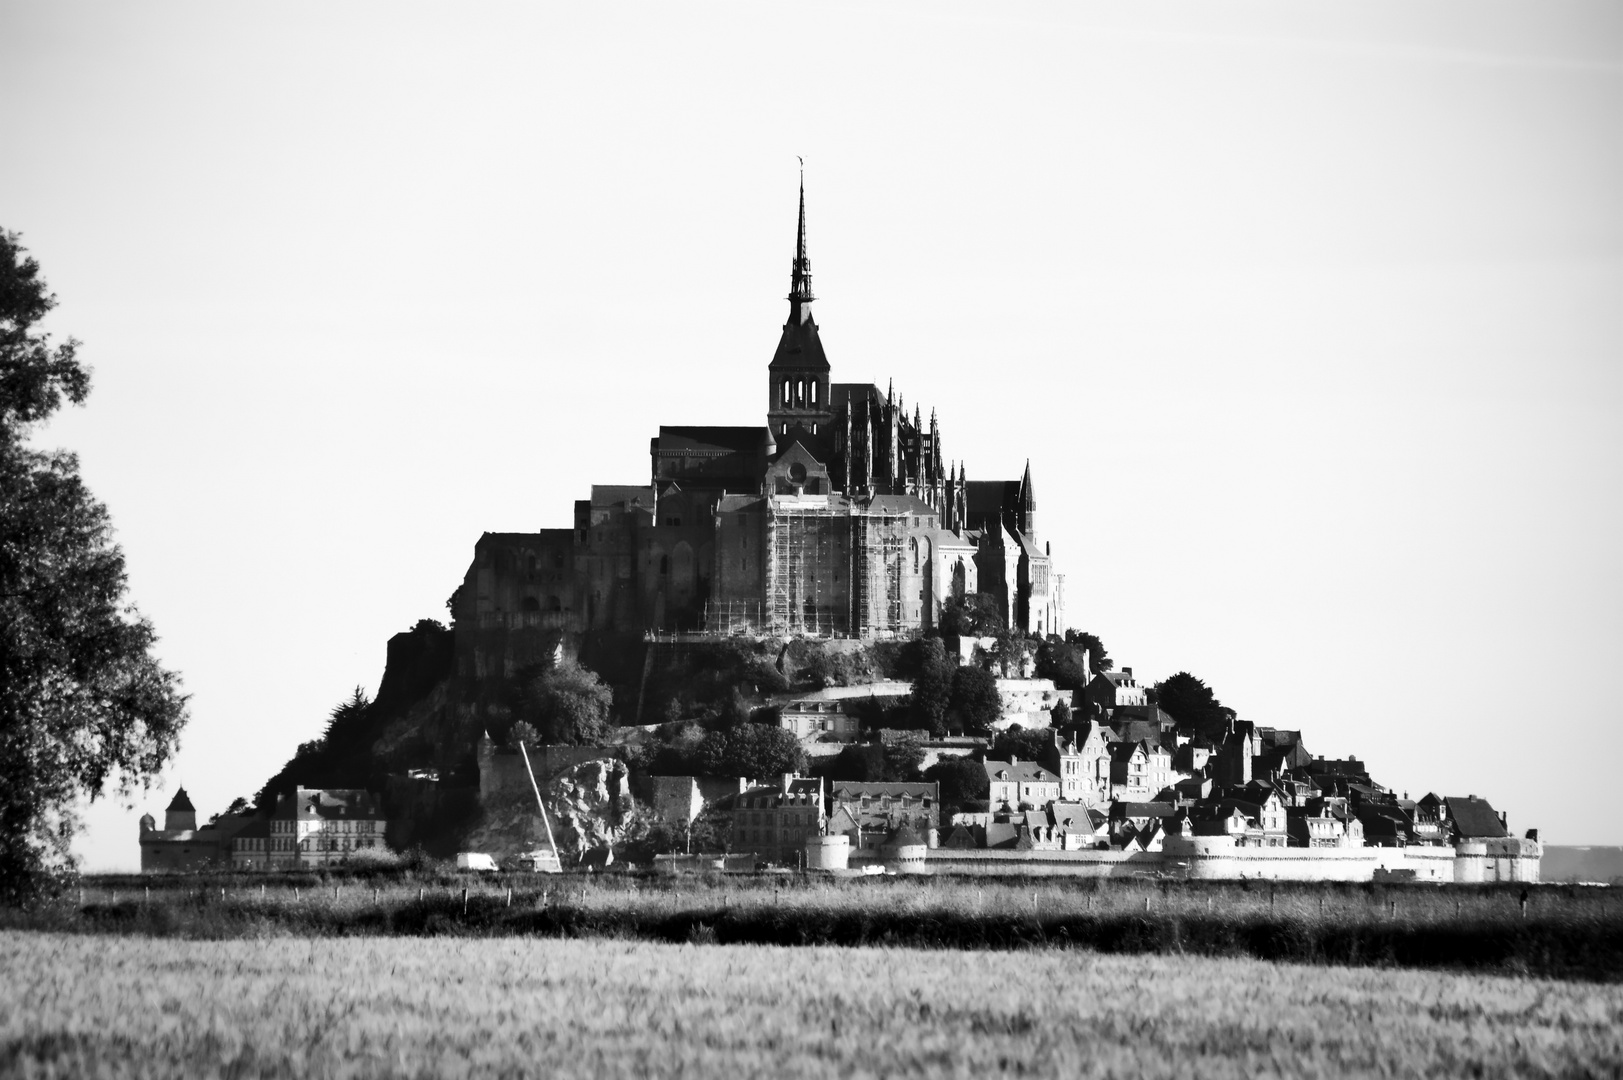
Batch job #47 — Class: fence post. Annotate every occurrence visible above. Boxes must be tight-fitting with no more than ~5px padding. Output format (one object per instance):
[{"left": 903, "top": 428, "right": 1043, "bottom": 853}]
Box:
[
  {"left": 506, "top": 887, "right": 512, "bottom": 908},
  {"left": 418, "top": 886, "right": 424, "bottom": 903},
  {"left": 462, "top": 887, "right": 468, "bottom": 915},
  {"left": 294, "top": 887, "right": 300, "bottom": 902}
]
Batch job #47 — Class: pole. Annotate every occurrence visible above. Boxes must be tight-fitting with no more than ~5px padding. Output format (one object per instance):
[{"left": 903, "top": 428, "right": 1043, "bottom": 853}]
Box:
[
  {"left": 517, "top": 742, "right": 561, "bottom": 862},
  {"left": 462, "top": 887, "right": 469, "bottom": 915}
]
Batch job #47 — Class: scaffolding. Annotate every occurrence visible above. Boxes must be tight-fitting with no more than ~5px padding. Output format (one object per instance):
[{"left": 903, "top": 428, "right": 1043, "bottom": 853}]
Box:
[
  {"left": 852, "top": 512, "right": 908, "bottom": 638},
  {"left": 766, "top": 500, "right": 846, "bottom": 637},
  {"left": 702, "top": 599, "right": 764, "bottom": 636}
]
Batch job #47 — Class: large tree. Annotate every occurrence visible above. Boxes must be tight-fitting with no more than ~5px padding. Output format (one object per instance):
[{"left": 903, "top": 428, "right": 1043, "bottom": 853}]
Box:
[
  {"left": 0, "top": 231, "right": 188, "bottom": 902},
  {"left": 949, "top": 666, "right": 1002, "bottom": 736},
  {"left": 1155, "top": 671, "right": 1235, "bottom": 737}
]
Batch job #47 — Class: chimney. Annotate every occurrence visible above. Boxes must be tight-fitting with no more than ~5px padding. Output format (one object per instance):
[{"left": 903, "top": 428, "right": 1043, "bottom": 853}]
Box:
[{"left": 1123, "top": 667, "right": 1133, "bottom": 680}]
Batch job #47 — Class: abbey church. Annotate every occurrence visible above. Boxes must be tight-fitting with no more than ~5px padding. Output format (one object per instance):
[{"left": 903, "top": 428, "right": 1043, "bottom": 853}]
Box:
[{"left": 451, "top": 182, "right": 1064, "bottom": 657}]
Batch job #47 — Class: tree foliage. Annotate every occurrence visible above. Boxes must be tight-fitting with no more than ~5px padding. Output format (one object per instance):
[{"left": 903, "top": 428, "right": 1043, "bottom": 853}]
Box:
[
  {"left": 1062, "top": 630, "right": 1113, "bottom": 672},
  {"left": 0, "top": 231, "right": 188, "bottom": 901},
  {"left": 937, "top": 593, "right": 1003, "bottom": 639},
  {"left": 907, "top": 637, "right": 955, "bottom": 736},
  {"left": 989, "top": 726, "right": 1055, "bottom": 764},
  {"left": 949, "top": 665, "right": 1002, "bottom": 736},
  {"left": 1035, "top": 640, "right": 1091, "bottom": 693},
  {"left": 922, "top": 756, "right": 988, "bottom": 812},
  {"left": 518, "top": 658, "right": 613, "bottom": 745},
  {"left": 636, "top": 720, "right": 805, "bottom": 780},
  {"left": 817, "top": 739, "right": 924, "bottom": 784},
  {"left": 1155, "top": 671, "right": 1235, "bottom": 736},
  {"left": 253, "top": 688, "right": 376, "bottom": 808}
]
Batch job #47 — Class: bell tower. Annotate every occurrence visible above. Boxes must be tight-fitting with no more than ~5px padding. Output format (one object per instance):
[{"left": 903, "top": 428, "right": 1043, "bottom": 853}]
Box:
[{"left": 767, "top": 165, "right": 833, "bottom": 438}]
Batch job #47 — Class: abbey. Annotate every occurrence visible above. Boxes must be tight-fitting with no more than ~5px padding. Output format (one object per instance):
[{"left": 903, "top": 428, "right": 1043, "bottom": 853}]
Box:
[{"left": 451, "top": 181, "right": 1064, "bottom": 655}]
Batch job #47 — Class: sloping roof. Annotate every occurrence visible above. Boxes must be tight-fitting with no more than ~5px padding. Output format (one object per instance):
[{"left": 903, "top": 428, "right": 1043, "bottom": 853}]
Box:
[
  {"left": 884, "top": 823, "right": 926, "bottom": 848},
  {"left": 791, "top": 682, "right": 915, "bottom": 703},
  {"left": 770, "top": 318, "right": 829, "bottom": 371},
  {"left": 983, "top": 822, "right": 1020, "bottom": 849},
  {"left": 864, "top": 494, "right": 936, "bottom": 516},
  {"left": 830, "top": 782, "right": 937, "bottom": 800},
  {"left": 656, "top": 426, "right": 771, "bottom": 455},
  {"left": 166, "top": 788, "right": 195, "bottom": 812},
  {"left": 590, "top": 485, "right": 655, "bottom": 510},
  {"left": 982, "top": 760, "right": 1059, "bottom": 784},
  {"left": 1445, "top": 796, "right": 1510, "bottom": 839},
  {"left": 1114, "top": 802, "right": 1177, "bottom": 819}
]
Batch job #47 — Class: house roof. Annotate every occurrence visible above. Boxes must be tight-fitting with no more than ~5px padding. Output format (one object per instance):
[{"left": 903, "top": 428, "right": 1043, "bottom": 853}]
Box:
[
  {"left": 983, "top": 822, "right": 1020, "bottom": 848},
  {"left": 982, "top": 760, "right": 1059, "bottom": 784},
  {"left": 1445, "top": 796, "right": 1509, "bottom": 839},
  {"left": 1114, "top": 801, "right": 1177, "bottom": 819},
  {"left": 830, "top": 782, "right": 937, "bottom": 800}
]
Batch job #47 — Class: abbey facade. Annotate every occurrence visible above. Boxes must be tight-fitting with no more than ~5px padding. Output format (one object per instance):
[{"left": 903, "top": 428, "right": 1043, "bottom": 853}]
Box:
[{"left": 451, "top": 183, "right": 1064, "bottom": 662}]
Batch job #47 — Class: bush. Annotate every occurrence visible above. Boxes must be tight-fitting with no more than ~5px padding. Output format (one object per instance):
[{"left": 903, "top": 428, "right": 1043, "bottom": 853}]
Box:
[{"left": 950, "top": 666, "right": 1002, "bottom": 735}]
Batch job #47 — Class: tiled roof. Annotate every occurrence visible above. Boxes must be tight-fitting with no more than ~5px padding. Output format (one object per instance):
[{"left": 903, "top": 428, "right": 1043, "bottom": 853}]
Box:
[
  {"left": 982, "top": 760, "right": 1059, "bottom": 784},
  {"left": 1445, "top": 796, "right": 1510, "bottom": 839}
]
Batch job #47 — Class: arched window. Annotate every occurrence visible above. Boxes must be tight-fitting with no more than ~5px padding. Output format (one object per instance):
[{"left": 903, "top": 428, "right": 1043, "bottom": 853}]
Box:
[
  {"left": 546, "top": 595, "right": 562, "bottom": 612},
  {"left": 660, "top": 554, "right": 669, "bottom": 575},
  {"left": 521, "top": 596, "right": 540, "bottom": 613},
  {"left": 910, "top": 537, "right": 919, "bottom": 573},
  {"left": 782, "top": 380, "right": 791, "bottom": 405},
  {"left": 810, "top": 381, "right": 818, "bottom": 405},
  {"left": 526, "top": 555, "right": 537, "bottom": 574}
]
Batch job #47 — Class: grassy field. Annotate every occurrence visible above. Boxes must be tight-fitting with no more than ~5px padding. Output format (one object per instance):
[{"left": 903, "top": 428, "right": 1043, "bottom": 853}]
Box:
[
  {"left": 12, "top": 872, "right": 1622, "bottom": 981},
  {"left": 4, "top": 931, "right": 1620, "bottom": 1079}
]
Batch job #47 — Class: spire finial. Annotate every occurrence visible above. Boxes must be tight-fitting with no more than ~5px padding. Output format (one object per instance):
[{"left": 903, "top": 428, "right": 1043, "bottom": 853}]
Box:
[{"left": 787, "top": 159, "right": 814, "bottom": 324}]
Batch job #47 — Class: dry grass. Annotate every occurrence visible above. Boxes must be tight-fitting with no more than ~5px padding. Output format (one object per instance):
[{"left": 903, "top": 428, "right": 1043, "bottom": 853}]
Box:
[{"left": 4, "top": 931, "right": 1621, "bottom": 1079}]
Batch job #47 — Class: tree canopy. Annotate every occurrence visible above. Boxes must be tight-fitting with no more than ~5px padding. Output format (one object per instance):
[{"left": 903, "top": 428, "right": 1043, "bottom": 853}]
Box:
[
  {"left": 1062, "top": 630, "right": 1112, "bottom": 672},
  {"left": 922, "top": 756, "right": 988, "bottom": 813},
  {"left": 1035, "top": 640, "right": 1090, "bottom": 693},
  {"left": 517, "top": 658, "right": 613, "bottom": 745},
  {"left": 1, "top": 231, "right": 188, "bottom": 901},
  {"left": 937, "top": 594, "right": 1003, "bottom": 639},
  {"left": 949, "top": 666, "right": 1002, "bottom": 736},
  {"left": 989, "top": 726, "right": 1055, "bottom": 764},
  {"left": 907, "top": 637, "right": 954, "bottom": 736},
  {"left": 1155, "top": 671, "right": 1235, "bottom": 736}
]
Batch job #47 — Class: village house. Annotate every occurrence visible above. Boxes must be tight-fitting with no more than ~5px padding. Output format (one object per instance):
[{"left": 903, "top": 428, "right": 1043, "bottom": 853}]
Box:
[
  {"left": 1108, "top": 740, "right": 1173, "bottom": 802},
  {"left": 1039, "top": 724, "right": 1112, "bottom": 806},
  {"left": 728, "top": 774, "right": 824, "bottom": 865},
  {"left": 1083, "top": 667, "right": 1147, "bottom": 714},
  {"left": 1049, "top": 801, "right": 1110, "bottom": 850},
  {"left": 826, "top": 781, "right": 939, "bottom": 849},
  {"left": 982, "top": 759, "right": 1061, "bottom": 811},
  {"left": 267, "top": 788, "right": 388, "bottom": 869},
  {"left": 777, "top": 682, "right": 913, "bottom": 741}
]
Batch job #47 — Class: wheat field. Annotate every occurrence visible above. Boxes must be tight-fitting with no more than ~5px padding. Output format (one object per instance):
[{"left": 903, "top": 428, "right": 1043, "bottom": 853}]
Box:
[{"left": 4, "top": 930, "right": 1620, "bottom": 1079}]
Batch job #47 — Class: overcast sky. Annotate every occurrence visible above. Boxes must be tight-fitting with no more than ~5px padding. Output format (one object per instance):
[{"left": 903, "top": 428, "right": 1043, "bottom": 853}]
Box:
[{"left": 1, "top": 1, "right": 1617, "bottom": 868}]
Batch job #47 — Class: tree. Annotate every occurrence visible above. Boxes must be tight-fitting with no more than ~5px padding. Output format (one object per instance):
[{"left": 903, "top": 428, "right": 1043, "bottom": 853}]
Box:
[
  {"left": 520, "top": 658, "right": 613, "bottom": 745},
  {"left": 922, "top": 756, "right": 988, "bottom": 815},
  {"left": 1063, "top": 630, "right": 1113, "bottom": 672},
  {"left": 1155, "top": 671, "right": 1235, "bottom": 737},
  {"left": 949, "top": 666, "right": 1002, "bottom": 736},
  {"left": 696, "top": 723, "right": 804, "bottom": 779},
  {"left": 1049, "top": 698, "right": 1071, "bottom": 728},
  {"left": 1035, "top": 640, "right": 1090, "bottom": 693},
  {"left": 989, "top": 727, "right": 1054, "bottom": 764},
  {"left": 937, "top": 594, "right": 1003, "bottom": 639},
  {"left": 1, "top": 231, "right": 188, "bottom": 902},
  {"left": 908, "top": 637, "right": 955, "bottom": 736}
]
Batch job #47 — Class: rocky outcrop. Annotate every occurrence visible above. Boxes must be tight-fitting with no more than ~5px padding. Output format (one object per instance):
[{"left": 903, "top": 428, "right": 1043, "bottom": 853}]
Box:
[{"left": 463, "top": 757, "right": 655, "bottom": 862}]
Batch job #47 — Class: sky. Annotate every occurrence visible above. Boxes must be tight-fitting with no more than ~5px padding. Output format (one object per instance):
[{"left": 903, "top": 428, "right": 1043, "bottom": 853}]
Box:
[{"left": 0, "top": 1, "right": 1617, "bottom": 868}]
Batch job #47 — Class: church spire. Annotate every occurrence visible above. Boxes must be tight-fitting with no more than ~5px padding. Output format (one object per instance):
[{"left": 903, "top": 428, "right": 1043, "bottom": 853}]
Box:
[{"left": 787, "top": 160, "right": 814, "bottom": 326}]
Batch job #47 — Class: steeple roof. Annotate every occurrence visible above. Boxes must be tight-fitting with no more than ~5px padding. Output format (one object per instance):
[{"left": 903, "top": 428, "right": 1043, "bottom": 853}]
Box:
[
  {"left": 167, "top": 787, "right": 194, "bottom": 812},
  {"left": 771, "top": 164, "right": 829, "bottom": 372}
]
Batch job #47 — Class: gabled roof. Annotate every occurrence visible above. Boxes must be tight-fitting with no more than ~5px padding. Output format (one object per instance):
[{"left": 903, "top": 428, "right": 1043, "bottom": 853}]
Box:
[
  {"left": 1445, "top": 796, "right": 1509, "bottom": 839},
  {"left": 982, "top": 760, "right": 1059, "bottom": 784},
  {"left": 830, "top": 781, "right": 936, "bottom": 800},
  {"left": 864, "top": 494, "right": 936, "bottom": 516},
  {"left": 655, "top": 426, "right": 772, "bottom": 455}
]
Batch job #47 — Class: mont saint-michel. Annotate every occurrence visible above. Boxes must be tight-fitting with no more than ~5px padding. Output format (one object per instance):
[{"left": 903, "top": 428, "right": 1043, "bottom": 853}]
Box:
[{"left": 137, "top": 182, "right": 1538, "bottom": 887}]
